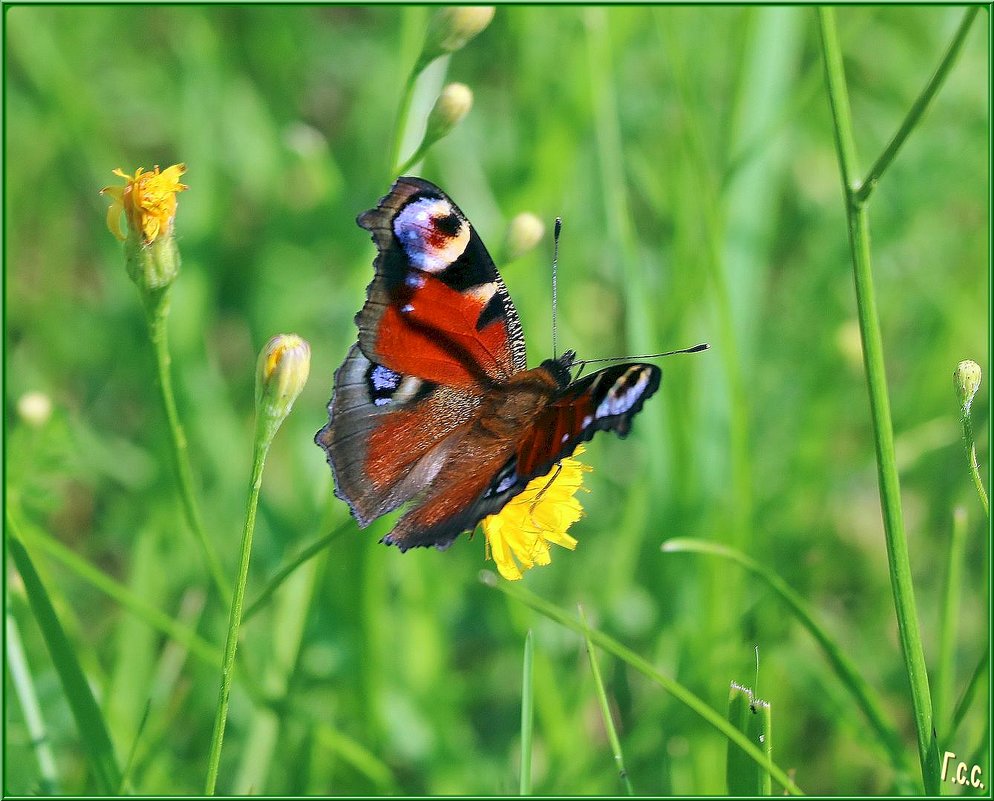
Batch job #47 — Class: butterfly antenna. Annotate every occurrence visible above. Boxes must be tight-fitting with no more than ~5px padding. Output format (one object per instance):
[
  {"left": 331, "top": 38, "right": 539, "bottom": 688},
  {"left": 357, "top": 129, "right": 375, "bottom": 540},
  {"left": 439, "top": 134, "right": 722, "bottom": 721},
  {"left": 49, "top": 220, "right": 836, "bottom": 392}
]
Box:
[
  {"left": 575, "top": 342, "right": 710, "bottom": 366},
  {"left": 552, "top": 217, "right": 562, "bottom": 361}
]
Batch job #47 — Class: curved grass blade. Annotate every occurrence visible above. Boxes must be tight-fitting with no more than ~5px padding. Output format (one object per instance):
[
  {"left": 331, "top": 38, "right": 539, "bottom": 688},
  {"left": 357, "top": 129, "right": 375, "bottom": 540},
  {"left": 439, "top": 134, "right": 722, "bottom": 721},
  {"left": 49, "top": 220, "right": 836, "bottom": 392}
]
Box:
[
  {"left": 481, "top": 571, "right": 803, "bottom": 795},
  {"left": 662, "top": 537, "right": 908, "bottom": 773},
  {"left": 8, "top": 532, "right": 122, "bottom": 793}
]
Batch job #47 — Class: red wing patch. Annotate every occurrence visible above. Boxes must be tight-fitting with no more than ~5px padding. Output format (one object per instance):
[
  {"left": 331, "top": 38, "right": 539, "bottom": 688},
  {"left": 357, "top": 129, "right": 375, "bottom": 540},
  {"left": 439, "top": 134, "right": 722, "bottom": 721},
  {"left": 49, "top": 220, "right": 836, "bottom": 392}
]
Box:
[
  {"left": 354, "top": 177, "right": 527, "bottom": 389},
  {"left": 373, "top": 272, "right": 517, "bottom": 387}
]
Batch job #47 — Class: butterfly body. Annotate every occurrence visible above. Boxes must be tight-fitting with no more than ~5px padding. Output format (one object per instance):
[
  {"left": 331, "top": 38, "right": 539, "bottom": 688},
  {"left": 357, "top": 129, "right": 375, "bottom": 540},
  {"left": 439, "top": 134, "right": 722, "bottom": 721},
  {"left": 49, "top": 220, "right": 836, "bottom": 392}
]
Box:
[{"left": 316, "top": 177, "right": 660, "bottom": 552}]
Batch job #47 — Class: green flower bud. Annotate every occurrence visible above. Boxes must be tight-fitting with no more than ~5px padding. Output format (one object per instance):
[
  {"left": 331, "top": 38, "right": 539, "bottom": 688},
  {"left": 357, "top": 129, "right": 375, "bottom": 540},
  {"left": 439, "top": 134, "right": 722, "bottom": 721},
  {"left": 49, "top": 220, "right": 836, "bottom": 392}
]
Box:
[
  {"left": 423, "top": 83, "right": 473, "bottom": 147},
  {"left": 503, "top": 212, "right": 545, "bottom": 262},
  {"left": 418, "top": 6, "right": 495, "bottom": 69},
  {"left": 954, "top": 359, "right": 982, "bottom": 414},
  {"left": 256, "top": 334, "right": 311, "bottom": 428}
]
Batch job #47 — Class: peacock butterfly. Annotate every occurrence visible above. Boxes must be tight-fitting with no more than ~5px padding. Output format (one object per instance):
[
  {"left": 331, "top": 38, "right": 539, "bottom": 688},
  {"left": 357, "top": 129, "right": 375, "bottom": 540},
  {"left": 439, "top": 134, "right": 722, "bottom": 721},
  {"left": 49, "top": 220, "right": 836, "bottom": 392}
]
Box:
[{"left": 315, "top": 177, "right": 661, "bottom": 552}]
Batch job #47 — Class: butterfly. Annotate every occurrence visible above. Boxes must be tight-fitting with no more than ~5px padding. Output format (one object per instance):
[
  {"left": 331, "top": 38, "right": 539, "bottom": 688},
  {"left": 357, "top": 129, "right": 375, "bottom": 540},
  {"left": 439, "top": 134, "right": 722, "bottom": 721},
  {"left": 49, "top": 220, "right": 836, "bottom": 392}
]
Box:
[{"left": 315, "top": 177, "right": 661, "bottom": 552}]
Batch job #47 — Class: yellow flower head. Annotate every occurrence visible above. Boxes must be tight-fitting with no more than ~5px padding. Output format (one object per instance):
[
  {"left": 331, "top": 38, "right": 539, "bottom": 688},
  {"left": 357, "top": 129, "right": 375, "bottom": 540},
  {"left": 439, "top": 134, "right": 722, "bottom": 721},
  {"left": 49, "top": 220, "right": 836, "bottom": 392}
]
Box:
[
  {"left": 483, "top": 445, "right": 591, "bottom": 581},
  {"left": 101, "top": 164, "right": 188, "bottom": 245}
]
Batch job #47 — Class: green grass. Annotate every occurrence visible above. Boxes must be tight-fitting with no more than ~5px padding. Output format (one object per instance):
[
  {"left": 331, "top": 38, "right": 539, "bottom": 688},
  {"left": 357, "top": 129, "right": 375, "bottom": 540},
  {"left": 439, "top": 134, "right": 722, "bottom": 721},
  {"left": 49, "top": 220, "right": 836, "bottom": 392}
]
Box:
[{"left": 4, "top": 6, "right": 988, "bottom": 795}]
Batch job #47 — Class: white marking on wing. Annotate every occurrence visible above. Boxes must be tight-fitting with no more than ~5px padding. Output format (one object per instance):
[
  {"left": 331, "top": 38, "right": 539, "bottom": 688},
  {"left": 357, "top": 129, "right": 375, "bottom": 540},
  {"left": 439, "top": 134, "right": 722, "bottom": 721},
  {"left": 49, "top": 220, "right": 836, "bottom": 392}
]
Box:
[{"left": 595, "top": 368, "right": 650, "bottom": 418}]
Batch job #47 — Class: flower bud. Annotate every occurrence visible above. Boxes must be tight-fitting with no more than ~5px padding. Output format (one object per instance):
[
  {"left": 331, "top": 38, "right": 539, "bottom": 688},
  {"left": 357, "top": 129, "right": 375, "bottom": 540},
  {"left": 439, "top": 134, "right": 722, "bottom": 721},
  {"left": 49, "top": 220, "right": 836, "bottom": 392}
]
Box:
[
  {"left": 954, "top": 359, "right": 982, "bottom": 414},
  {"left": 424, "top": 83, "right": 473, "bottom": 147},
  {"left": 503, "top": 213, "right": 545, "bottom": 262},
  {"left": 17, "top": 391, "right": 52, "bottom": 427},
  {"left": 419, "top": 6, "right": 495, "bottom": 68},
  {"left": 256, "top": 334, "right": 311, "bottom": 432},
  {"left": 101, "top": 164, "right": 188, "bottom": 293}
]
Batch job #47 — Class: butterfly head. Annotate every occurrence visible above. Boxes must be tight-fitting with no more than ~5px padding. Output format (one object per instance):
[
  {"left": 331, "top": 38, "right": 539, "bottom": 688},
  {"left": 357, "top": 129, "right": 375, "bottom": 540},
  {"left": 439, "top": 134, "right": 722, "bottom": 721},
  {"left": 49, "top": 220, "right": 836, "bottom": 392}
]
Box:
[{"left": 539, "top": 348, "right": 577, "bottom": 390}]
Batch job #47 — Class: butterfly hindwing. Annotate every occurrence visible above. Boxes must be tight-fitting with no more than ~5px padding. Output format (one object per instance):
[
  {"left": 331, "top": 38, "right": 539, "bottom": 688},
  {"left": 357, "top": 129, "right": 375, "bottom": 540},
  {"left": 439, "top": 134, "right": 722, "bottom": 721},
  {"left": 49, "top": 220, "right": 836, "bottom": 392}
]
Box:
[
  {"left": 354, "top": 177, "right": 527, "bottom": 388},
  {"left": 515, "top": 363, "right": 661, "bottom": 480}
]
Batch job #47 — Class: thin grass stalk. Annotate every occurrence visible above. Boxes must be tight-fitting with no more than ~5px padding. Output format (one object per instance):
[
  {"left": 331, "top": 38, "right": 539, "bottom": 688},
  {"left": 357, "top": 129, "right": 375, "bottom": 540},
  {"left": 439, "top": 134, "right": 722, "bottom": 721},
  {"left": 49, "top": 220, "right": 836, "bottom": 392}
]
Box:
[
  {"left": 146, "top": 304, "right": 231, "bottom": 601},
  {"left": 6, "top": 607, "right": 61, "bottom": 793},
  {"left": 936, "top": 508, "right": 968, "bottom": 733},
  {"left": 117, "top": 701, "right": 151, "bottom": 793},
  {"left": 948, "top": 650, "right": 989, "bottom": 743},
  {"left": 481, "top": 572, "right": 803, "bottom": 795},
  {"left": 579, "top": 606, "right": 634, "bottom": 795},
  {"left": 855, "top": 7, "right": 980, "bottom": 202},
  {"left": 817, "top": 8, "right": 940, "bottom": 792},
  {"left": 204, "top": 439, "right": 268, "bottom": 794},
  {"left": 520, "top": 629, "right": 534, "bottom": 795}
]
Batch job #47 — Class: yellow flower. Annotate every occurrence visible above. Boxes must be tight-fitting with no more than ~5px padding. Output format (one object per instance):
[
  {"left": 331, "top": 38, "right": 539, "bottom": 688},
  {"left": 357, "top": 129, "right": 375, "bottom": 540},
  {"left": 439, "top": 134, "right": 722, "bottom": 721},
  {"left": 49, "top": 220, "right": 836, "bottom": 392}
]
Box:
[
  {"left": 483, "top": 445, "right": 591, "bottom": 581},
  {"left": 101, "top": 164, "right": 188, "bottom": 245}
]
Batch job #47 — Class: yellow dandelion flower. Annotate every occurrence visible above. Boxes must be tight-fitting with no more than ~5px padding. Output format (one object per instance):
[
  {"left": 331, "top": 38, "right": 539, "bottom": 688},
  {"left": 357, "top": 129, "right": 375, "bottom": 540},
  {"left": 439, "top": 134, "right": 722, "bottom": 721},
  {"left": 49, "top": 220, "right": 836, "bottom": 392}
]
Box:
[
  {"left": 483, "top": 445, "right": 592, "bottom": 581},
  {"left": 101, "top": 164, "right": 188, "bottom": 244}
]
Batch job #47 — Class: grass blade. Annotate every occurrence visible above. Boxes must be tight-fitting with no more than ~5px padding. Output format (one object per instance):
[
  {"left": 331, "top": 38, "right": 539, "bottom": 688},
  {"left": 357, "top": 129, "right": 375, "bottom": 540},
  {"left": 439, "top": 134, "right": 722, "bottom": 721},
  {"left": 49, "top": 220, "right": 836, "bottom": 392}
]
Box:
[
  {"left": 481, "top": 571, "right": 803, "bottom": 795},
  {"left": 8, "top": 532, "right": 123, "bottom": 793},
  {"left": 6, "top": 606, "right": 61, "bottom": 793},
  {"left": 662, "top": 537, "right": 908, "bottom": 772},
  {"left": 520, "top": 629, "right": 534, "bottom": 795},
  {"left": 578, "top": 606, "right": 633, "bottom": 795},
  {"left": 726, "top": 682, "right": 772, "bottom": 796},
  {"left": 9, "top": 505, "right": 220, "bottom": 667}
]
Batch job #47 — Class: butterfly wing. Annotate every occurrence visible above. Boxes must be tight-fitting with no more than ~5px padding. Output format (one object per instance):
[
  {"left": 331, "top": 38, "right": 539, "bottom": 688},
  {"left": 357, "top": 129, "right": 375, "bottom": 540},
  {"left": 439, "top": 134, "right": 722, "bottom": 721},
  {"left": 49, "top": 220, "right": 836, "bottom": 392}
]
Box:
[
  {"left": 514, "top": 363, "right": 661, "bottom": 483},
  {"left": 354, "top": 176, "right": 527, "bottom": 386},
  {"left": 316, "top": 178, "right": 528, "bottom": 527}
]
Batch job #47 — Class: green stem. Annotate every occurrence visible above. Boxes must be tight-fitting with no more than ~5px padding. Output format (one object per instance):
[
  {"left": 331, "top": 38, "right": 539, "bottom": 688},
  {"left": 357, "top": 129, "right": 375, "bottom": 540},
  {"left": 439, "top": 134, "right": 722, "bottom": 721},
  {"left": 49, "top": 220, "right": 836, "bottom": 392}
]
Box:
[
  {"left": 936, "top": 508, "right": 967, "bottom": 734},
  {"left": 203, "top": 433, "right": 270, "bottom": 794},
  {"left": 855, "top": 7, "right": 980, "bottom": 203},
  {"left": 519, "top": 629, "right": 534, "bottom": 795},
  {"left": 146, "top": 294, "right": 231, "bottom": 601},
  {"left": 961, "top": 412, "right": 990, "bottom": 519},
  {"left": 482, "top": 573, "right": 804, "bottom": 796},
  {"left": 389, "top": 67, "right": 419, "bottom": 179},
  {"left": 579, "top": 606, "right": 634, "bottom": 795},
  {"left": 818, "top": 8, "right": 939, "bottom": 792}
]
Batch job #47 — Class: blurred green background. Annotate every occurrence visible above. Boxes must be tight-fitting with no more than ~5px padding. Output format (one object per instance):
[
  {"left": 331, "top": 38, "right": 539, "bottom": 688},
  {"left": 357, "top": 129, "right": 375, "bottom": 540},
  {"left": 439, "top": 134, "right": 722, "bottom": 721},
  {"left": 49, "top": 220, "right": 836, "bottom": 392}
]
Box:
[{"left": 4, "top": 5, "right": 988, "bottom": 795}]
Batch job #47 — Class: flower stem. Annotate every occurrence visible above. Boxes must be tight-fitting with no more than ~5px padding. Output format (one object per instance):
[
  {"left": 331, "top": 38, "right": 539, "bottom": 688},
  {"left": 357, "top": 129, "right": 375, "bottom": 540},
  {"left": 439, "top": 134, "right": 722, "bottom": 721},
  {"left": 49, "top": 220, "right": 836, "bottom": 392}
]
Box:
[
  {"left": 817, "top": 8, "right": 942, "bottom": 792},
  {"left": 145, "top": 292, "right": 231, "bottom": 601},
  {"left": 203, "top": 433, "right": 269, "bottom": 794},
  {"left": 389, "top": 67, "right": 420, "bottom": 179},
  {"left": 855, "top": 7, "right": 979, "bottom": 203},
  {"left": 960, "top": 411, "right": 990, "bottom": 519}
]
